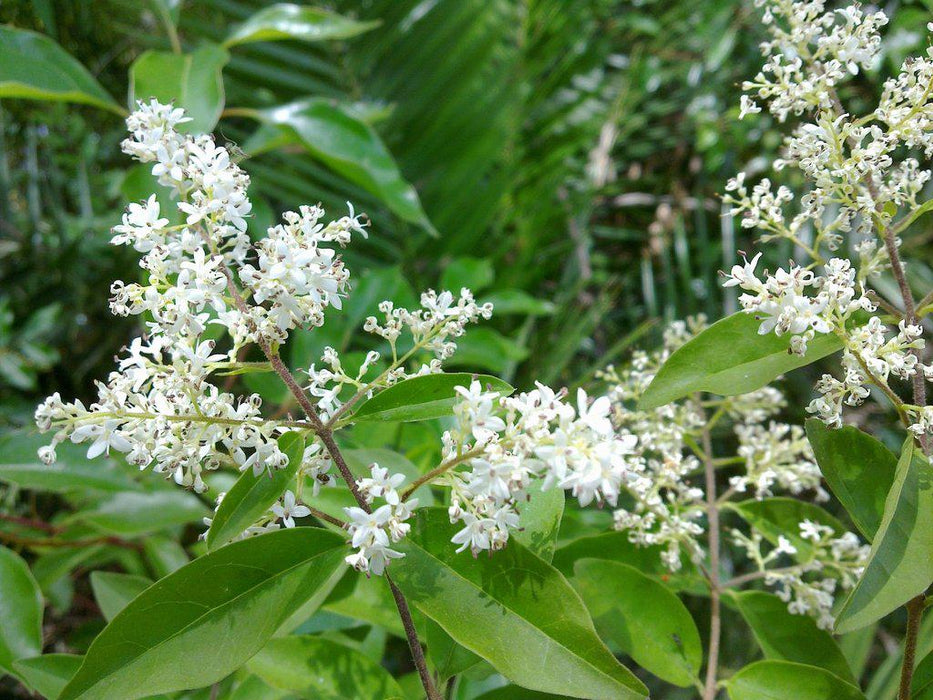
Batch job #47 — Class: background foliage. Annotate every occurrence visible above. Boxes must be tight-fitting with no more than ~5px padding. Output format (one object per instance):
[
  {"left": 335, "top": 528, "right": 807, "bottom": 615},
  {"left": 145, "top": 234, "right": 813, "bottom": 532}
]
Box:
[{"left": 1, "top": 1, "right": 933, "bottom": 698}]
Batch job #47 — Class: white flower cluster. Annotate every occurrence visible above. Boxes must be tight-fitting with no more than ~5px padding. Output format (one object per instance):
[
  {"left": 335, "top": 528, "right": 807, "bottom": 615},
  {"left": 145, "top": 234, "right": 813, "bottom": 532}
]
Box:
[
  {"left": 34, "top": 100, "right": 370, "bottom": 490},
  {"left": 596, "top": 320, "right": 865, "bottom": 626},
  {"left": 303, "top": 289, "right": 493, "bottom": 420},
  {"left": 744, "top": 0, "right": 887, "bottom": 122},
  {"left": 733, "top": 421, "right": 826, "bottom": 501},
  {"left": 442, "top": 380, "right": 639, "bottom": 555},
  {"left": 344, "top": 464, "right": 417, "bottom": 575},
  {"left": 723, "top": 2, "right": 933, "bottom": 433},
  {"left": 733, "top": 519, "right": 868, "bottom": 629}
]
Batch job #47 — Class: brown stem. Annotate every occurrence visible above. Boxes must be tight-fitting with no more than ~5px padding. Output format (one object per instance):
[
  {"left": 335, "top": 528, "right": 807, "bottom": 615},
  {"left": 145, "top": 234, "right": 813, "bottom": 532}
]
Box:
[
  {"left": 700, "top": 404, "right": 721, "bottom": 700},
  {"left": 387, "top": 573, "right": 442, "bottom": 700},
  {"left": 401, "top": 447, "right": 486, "bottom": 502},
  {"left": 898, "top": 594, "right": 926, "bottom": 699},
  {"left": 0, "top": 530, "right": 141, "bottom": 551},
  {"left": 207, "top": 240, "right": 440, "bottom": 700},
  {"left": 307, "top": 507, "right": 347, "bottom": 529}
]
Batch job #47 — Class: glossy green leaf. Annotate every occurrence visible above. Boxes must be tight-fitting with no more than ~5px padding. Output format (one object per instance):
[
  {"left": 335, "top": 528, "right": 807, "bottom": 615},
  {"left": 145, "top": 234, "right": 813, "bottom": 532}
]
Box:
[
  {"left": 639, "top": 312, "right": 844, "bottom": 410},
  {"left": 349, "top": 372, "right": 513, "bottom": 423},
  {"left": 512, "top": 482, "right": 564, "bottom": 562},
  {"left": 480, "top": 289, "right": 556, "bottom": 316},
  {"left": 0, "top": 26, "right": 122, "bottom": 113},
  {"left": 58, "top": 527, "right": 346, "bottom": 700},
  {"left": 805, "top": 419, "right": 897, "bottom": 540},
  {"left": 574, "top": 559, "right": 702, "bottom": 687},
  {"left": 730, "top": 498, "right": 848, "bottom": 562},
  {"left": 251, "top": 98, "right": 434, "bottom": 233},
  {"left": 89, "top": 572, "right": 152, "bottom": 622},
  {"left": 207, "top": 433, "right": 305, "bottom": 549},
  {"left": 246, "top": 635, "right": 403, "bottom": 700},
  {"left": 0, "top": 546, "right": 43, "bottom": 677},
  {"left": 913, "top": 650, "right": 933, "bottom": 700},
  {"left": 552, "top": 531, "right": 704, "bottom": 593},
  {"left": 129, "top": 43, "right": 229, "bottom": 133},
  {"left": 67, "top": 490, "right": 207, "bottom": 536},
  {"left": 225, "top": 4, "right": 379, "bottom": 47},
  {"left": 392, "top": 509, "right": 647, "bottom": 699},
  {"left": 729, "top": 590, "right": 854, "bottom": 682},
  {"left": 13, "top": 654, "right": 82, "bottom": 700},
  {"left": 0, "top": 432, "right": 137, "bottom": 493},
  {"left": 835, "top": 438, "right": 933, "bottom": 634},
  {"left": 725, "top": 660, "right": 865, "bottom": 700}
]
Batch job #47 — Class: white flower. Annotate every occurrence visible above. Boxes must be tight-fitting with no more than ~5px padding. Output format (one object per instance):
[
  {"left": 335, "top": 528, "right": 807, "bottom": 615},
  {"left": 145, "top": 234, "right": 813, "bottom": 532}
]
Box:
[{"left": 271, "top": 490, "right": 311, "bottom": 528}]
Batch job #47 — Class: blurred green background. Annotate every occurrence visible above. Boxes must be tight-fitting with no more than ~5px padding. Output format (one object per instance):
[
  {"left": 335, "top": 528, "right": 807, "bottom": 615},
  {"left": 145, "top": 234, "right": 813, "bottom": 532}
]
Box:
[{"left": 2, "top": 1, "right": 933, "bottom": 697}]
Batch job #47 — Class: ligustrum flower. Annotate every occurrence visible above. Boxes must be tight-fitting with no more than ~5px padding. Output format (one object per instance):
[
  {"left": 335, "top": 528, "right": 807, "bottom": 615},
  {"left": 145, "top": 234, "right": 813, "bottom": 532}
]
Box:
[{"left": 722, "top": 1, "right": 933, "bottom": 435}]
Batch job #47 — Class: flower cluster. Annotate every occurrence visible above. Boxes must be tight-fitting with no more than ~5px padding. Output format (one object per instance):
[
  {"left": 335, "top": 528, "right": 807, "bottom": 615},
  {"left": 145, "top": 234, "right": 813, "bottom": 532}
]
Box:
[
  {"left": 597, "top": 319, "right": 864, "bottom": 626},
  {"left": 33, "top": 100, "right": 497, "bottom": 578},
  {"left": 441, "top": 380, "right": 639, "bottom": 555},
  {"left": 303, "top": 289, "right": 493, "bottom": 420},
  {"left": 723, "top": 2, "right": 933, "bottom": 433},
  {"left": 344, "top": 464, "right": 417, "bottom": 575},
  {"left": 733, "top": 520, "right": 868, "bottom": 629}
]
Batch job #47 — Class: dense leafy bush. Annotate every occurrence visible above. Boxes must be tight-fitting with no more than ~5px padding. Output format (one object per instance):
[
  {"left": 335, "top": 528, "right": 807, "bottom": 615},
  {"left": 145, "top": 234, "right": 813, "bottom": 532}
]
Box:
[{"left": 1, "top": 2, "right": 933, "bottom": 700}]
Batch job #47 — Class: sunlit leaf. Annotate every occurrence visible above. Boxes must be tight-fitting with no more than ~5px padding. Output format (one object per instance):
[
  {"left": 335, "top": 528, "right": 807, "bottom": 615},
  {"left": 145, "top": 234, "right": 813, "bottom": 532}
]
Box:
[
  {"left": 225, "top": 4, "right": 379, "bottom": 47},
  {"left": 639, "top": 312, "right": 845, "bottom": 410},
  {"left": 59, "top": 527, "right": 346, "bottom": 700},
  {"left": 129, "top": 43, "right": 229, "bottom": 133},
  {"left": 835, "top": 438, "right": 933, "bottom": 634},
  {"left": 0, "top": 26, "right": 122, "bottom": 113}
]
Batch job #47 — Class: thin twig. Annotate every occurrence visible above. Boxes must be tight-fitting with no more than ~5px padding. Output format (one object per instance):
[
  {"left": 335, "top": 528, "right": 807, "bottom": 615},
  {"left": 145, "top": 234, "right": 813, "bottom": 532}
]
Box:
[
  {"left": 899, "top": 595, "right": 926, "bottom": 700},
  {"left": 387, "top": 573, "right": 442, "bottom": 700},
  {"left": 700, "top": 400, "right": 721, "bottom": 700}
]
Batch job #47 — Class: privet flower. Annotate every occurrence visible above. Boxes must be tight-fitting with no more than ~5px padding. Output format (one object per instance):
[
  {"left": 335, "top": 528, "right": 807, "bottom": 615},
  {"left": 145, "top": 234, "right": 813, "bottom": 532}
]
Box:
[
  {"left": 598, "top": 319, "right": 865, "bottom": 628},
  {"left": 722, "top": 2, "right": 933, "bottom": 434},
  {"left": 34, "top": 100, "right": 495, "bottom": 576}
]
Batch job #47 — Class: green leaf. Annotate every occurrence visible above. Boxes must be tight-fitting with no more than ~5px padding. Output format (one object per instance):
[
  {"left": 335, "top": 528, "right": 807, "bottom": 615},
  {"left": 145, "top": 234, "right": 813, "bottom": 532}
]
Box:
[
  {"left": 246, "top": 635, "right": 403, "bottom": 700},
  {"left": 440, "top": 257, "right": 494, "bottom": 294},
  {"left": 129, "top": 43, "right": 229, "bottom": 133},
  {"left": 725, "top": 660, "right": 865, "bottom": 700},
  {"left": 552, "top": 532, "right": 704, "bottom": 593},
  {"left": 0, "top": 546, "right": 43, "bottom": 677},
  {"left": 207, "top": 433, "right": 305, "bottom": 549},
  {"left": 58, "top": 527, "right": 346, "bottom": 700},
  {"left": 68, "top": 490, "right": 207, "bottom": 536},
  {"left": 835, "top": 438, "right": 933, "bottom": 634},
  {"left": 349, "top": 372, "right": 513, "bottom": 423},
  {"left": 13, "top": 654, "right": 82, "bottom": 700},
  {"left": 0, "top": 432, "right": 138, "bottom": 493},
  {"left": 480, "top": 289, "right": 556, "bottom": 316},
  {"left": 805, "top": 419, "right": 897, "bottom": 540},
  {"left": 143, "top": 536, "right": 189, "bottom": 577},
  {"left": 730, "top": 498, "right": 848, "bottom": 562},
  {"left": 251, "top": 98, "right": 435, "bottom": 233},
  {"left": 89, "top": 572, "right": 152, "bottom": 622},
  {"left": 0, "top": 26, "right": 122, "bottom": 113},
  {"left": 573, "top": 559, "right": 702, "bottom": 687},
  {"left": 392, "top": 509, "right": 647, "bottom": 699},
  {"left": 446, "top": 328, "right": 529, "bottom": 374},
  {"left": 225, "top": 4, "right": 379, "bottom": 47},
  {"left": 913, "top": 650, "right": 933, "bottom": 700},
  {"left": 512, "top": 482, "right": 564, "bottom": 562},
  {"left": 473, "top": 688, "right": 566, "bottom": 700},
  {"left": 639, "top": 312, "right": 844, "bottom": 410},
  {"left": 728, "top": 590, "right": 854, "bottom": 683},
  {"left": 426, "top": 617, "right": 481, "bottom": 681}
]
